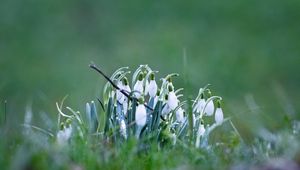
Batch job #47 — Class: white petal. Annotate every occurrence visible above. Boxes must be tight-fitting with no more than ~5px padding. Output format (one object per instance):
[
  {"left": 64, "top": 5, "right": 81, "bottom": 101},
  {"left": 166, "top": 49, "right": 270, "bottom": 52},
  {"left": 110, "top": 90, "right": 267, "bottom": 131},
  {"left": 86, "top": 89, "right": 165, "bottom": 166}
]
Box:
[
  {"left": 205, "top": 100, "right": 214, "bottom": 116},
  {"left": 193, "top": 114, "right": 196, "bottom": 126},
  {"left": 56, "top": 131, "right": 65, "bottom": 145},
  {"left": 148, "top": 80, "right": 158, "bottom": 98},
  {"left": 196, "top": 99, "right": 205, "bottom": 113},
  {"left": 198, "top": 124, "right": 205, "bottom": 136},
  {"left": 120, "top": 119, "right": 127, "bottom": 139},
  {"left": 144, "top": 80, "right": 149, "bottom": 96},
  {"left": 135, "top": 104, "right": 147, "bottom": 127},
  {"left": 116, "top": 82, "right": 125, "bottom": 103},
  {"left": 122, "top": 85, "right": 131, "bottom": 111},
  {"left": 161, "top": 104, "right": 171, "bottom": 116},
  {"left": 123, "top": 99, "right": 129, "bottom": 114},
  {"left": 176, "top": 108, "right": 185, "bottom": 123},
  {"left": 65, "top": 125, "right": 72, "bottom": 139},
  {"left": 124, "top": 85, "right": 131, "bottom": 94},
  {"left": 168, "top": 91, "right": 178, "bottom": 110},
  {"left": 56, "top": 126, "right": 72, "bottom": 146},
  {"left": 153, "top": 96, "right": 159, "bottom": 107},
  {"left": 133, "top": 80, "right": 143, "bottom": 98},
  {"left": 215, "top": 108, "right": 224, "bottom": 124}
]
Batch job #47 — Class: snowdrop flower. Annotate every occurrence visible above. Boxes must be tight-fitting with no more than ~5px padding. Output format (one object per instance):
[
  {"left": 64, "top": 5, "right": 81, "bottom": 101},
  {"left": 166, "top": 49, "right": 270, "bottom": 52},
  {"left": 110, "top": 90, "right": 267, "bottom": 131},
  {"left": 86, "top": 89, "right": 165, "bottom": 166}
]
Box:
[
  {"left": 153, "top": 89, "right": 160, "bottom": 107},
  {"left": 198, "top": 121, "right": 205, "bottom": 137},
  {"left": 135, "top": 99, "right": 147, "bottom": 127},
  {"left": 215, "top": 100, "right": 224, "bottom": 124},
  {"left": 195, "top": 120, "right": 206, "bottom": 148},
  {"left": 116, "top": 81, "right": 125, "bottom": 104},
  {"left": 166, "top": 76, "right": 173, "bottom": 87},
  {"left": 144, "top": 80, "right": 149, "bottom": 96},
  {"left": 133, "top": 73, "right": 144, "bottom": 98},
  {"left": 205, "top": 100, "right": 214, "bottom": 116},
  {"left": 122, "top": 77, "right": 131, "bottom": 112},
  {"left": 162, "top": 103, "right": 171, "bottom": 116},
  {"left": 162, "top": 94, "right": 171, "bottom": 115},
  {"left": 148, "top": 73, "right": 158, "bottom": 98},
  {"left": 193, "top": 94, "right": 205, "bottom": 113},
  {"left": 120, "top": 119, "right": 127, "bottom": 139},
  {"left": 56, "top": 122, "right": 72, "bottom": 146},
  {"left": 204, "top": 90, "right": 214, "bottom": 116},
  {"left": 122, "top": 77, "right": 131, "bottom": 93},
  {"left": 193, "top": 113, "right": 196, "bottom": 126},
  {"left": 167, "top": 85, "right": 178, "bottom": 110},
  {"left": 176, "top": 107, "right": 185, "bottom": 123}
]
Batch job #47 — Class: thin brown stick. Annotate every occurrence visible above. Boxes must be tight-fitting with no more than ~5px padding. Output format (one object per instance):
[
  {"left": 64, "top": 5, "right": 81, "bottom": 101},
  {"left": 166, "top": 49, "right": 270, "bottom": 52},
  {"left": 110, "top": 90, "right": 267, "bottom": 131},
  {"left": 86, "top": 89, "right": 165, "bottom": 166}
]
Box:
[{"left": 89, "top": 64, "right": 153, "bottom": 111}]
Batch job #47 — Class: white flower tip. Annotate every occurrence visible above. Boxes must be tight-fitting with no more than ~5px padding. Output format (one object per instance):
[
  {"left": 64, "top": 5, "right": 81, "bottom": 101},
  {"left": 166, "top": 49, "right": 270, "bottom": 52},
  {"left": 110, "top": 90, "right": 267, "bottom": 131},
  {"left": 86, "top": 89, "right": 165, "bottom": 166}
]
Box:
[
  {"left": 135, "top": 104, "right": 147, "bottom": 127},
  {"left": 205, "top": 100, "right": 214, "bottom": 116},
  {"left": 168, "top": 92, "right": 178, "bottom": 110},
  {"left": 215, "top": 108, "right": 224, "bottom": 124}
]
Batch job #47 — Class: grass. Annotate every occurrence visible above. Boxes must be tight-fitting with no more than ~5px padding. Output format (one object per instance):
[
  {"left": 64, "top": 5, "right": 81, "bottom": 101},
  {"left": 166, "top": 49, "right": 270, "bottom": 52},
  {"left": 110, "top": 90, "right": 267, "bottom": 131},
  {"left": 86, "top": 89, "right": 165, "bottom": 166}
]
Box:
[{"left": 1, "top": 63, "right": 299, "bottom": 170}]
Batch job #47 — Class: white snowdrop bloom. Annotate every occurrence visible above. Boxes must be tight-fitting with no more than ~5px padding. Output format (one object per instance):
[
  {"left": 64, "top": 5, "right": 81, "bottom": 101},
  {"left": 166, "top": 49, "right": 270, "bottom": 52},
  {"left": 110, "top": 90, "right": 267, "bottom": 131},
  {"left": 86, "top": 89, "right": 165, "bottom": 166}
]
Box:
[
  {"left": 153, "top": 89, "right": 160, "bottom": 107},
  {"left": 193, "top": 113, "right": 196, "bottom": 126},
  {"left": 171, "top": 133, "right": 176, "bottom": 145},
  {"left": 194, "top": 98, "right": 205, "bottom": 113},
  {"left": 65, "top": 125, "right": 72, "bottom": 137},
  {"left": 123, "top": 102, "right": 128, "bottom": 115},
  {"left": 116, "top": 81, "right": 125, "bottom": 104},
  {"left": 56, "top": 125, "right": 72, "bottom": 146},
  {"left": 144, "top": 80, "right": 149, "bottom": 96},
  {"left": 168, "top": 91, "right": 178, "bottom": 110},
  {"left": 148, "top": 80, "right": 157, "bottom": 98},
  {"left": 148, "top": 73, "right": 158, "bottom": 98},
  {"left": 176, "top": 107, "right": 185, "bottom": 123},
  {"left": 123, "top": 84, "right": 131, "bottom": 94},
  {"left": 153, "top": 95, "right": 159, "bottom": 107},
  {"left": 120, "top": 119, "right": 127, "bottom": 139},
  {"left": 56, "top": 131, "right": 65, "bottom": 145},
  {"left": 122, "top": 78, "right": 131, "bottom": 112},
  {"left": 204, "top": 100, "right": 214, "bottom": 116},
  {"left": 198, "top": 124, "right": 205, "bottom": 137},
  {"left": 133, "top": 73, "right": 144, "bottom": 98},
  {"left": 167, "top": 85, "right": 178, "bottom": 110},
  {"left": 215, "top": 107, "right": 224, "bottom": 124},
  {"left": 161, "top": 104, "right": 171, "bottom": 116},
  {"left": 133, "top": 80, "right": 143, "bottom": 98},
  {"left": 135, "top": 102, "right": 147, "bottom": 127}
]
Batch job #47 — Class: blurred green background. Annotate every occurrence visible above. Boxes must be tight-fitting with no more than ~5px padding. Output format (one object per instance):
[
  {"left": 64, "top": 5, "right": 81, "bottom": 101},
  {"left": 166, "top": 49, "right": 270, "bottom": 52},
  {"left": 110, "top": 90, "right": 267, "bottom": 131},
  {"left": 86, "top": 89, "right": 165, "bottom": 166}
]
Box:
[{"left": 1, "top": 0, "right": 300, "bottom": 137}]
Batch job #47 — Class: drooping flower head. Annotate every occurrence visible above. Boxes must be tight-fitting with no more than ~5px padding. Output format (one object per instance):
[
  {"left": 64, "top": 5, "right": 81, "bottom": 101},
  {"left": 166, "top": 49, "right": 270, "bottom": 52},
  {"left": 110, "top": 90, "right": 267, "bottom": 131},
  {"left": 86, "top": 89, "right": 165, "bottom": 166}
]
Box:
[
  {"left": 194, "top": 93, "right": 205, "bottom": 114},
  {"left": 162, "top": 94, "right": 171, "bottom": 116},
  {"left": 148, "top": 72, "right": 158, "bottom": 98},
  {"left": 176, "top": 107, "right": 185, "bottom": 123},
  {"left": 135, "top": 98, "right": 147, "bottom": 127},
  {"left": 133, "top": 72, "right": 144, "bottom": 98},
  {"left": 56, "top": 119, "right": 72, "bottom": 146},
  {"left": 204, "top": 89, "right": 214, "bottom": 116},
  {"left": 122, "top": 77, "right": 131, "bottom": 112},
  {"left": 143, "top": 71, "right": 150, "bottom": 96},
  {"left": 122, "top": 77, "right": 131, "bottom": 94},
  {"left": 198, "top": 119, "right": 206, "bottom": 137},
  {"left": 116, "top": 81, "right": 125, "bottom": 104},
  {"left": 215, "top": 99, "right": 224, "bottom": 124},
  {"left": 167, "top": 85, "right": 178, "bottom": 110}
]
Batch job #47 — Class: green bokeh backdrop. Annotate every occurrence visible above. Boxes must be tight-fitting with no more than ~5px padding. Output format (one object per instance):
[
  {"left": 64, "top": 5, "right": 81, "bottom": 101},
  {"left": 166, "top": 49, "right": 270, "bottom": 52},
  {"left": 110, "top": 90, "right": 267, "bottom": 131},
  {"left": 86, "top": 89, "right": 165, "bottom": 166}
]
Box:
[{"left": 1, "top": 0, "right": 300, "bottom": 137}]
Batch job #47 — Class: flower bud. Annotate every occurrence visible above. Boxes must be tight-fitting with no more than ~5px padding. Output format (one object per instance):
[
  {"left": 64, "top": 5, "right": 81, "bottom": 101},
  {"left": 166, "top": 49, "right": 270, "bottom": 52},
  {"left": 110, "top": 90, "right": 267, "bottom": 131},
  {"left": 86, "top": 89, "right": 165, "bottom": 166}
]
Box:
[
  {"left": 176, "top": 107, "right": 185, "bottom": 123},
  {"left": 215, "top": 108, "right": 223, "bottom": 124},
  {"left": 150, "top": 72, "right": 155, "bottom": 80},
  {"left": 135, "top": 102, "right": 147, "bottom": 127},
  {"left": 205, "top": 100, "right": 214, "bottom": 116},
  {"left": 168, "top": 90, "right": 178, "bottom": 110},
  {"left": 148, "top": 79, "right": 158, "bottom": 98}
]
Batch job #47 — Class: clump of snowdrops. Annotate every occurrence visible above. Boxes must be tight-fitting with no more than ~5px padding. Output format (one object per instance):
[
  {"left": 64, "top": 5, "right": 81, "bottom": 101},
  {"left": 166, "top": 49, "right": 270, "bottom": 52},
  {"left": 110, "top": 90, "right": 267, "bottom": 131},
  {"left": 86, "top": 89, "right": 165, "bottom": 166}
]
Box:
[{"left": 54, "top": 63, "right": 228, "bottom": 150}]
